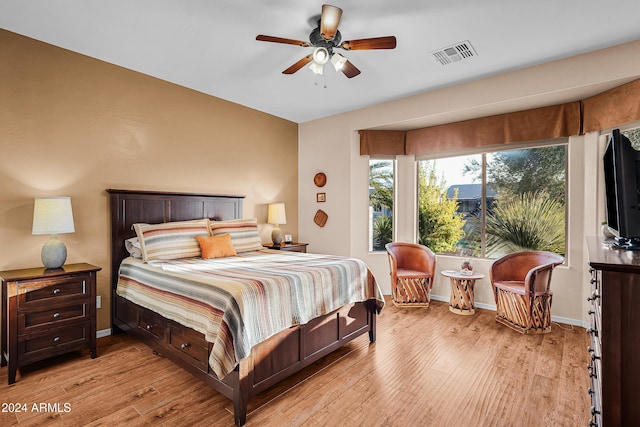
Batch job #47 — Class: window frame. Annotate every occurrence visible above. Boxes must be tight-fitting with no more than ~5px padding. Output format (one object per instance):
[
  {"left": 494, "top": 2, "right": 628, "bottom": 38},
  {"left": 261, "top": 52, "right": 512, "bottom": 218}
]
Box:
[
  {"left": 414, "top": 138, "right": 569, "bottom": 259},
  {"left": 368, "top": 158, "right": 396, "bottom": 253}
]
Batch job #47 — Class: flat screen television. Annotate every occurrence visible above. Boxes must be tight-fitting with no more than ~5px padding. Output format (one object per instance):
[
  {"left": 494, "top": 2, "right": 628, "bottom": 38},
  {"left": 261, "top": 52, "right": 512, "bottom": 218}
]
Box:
[{"left": 603, "top": 129, "right": 640, "bottom": 250}]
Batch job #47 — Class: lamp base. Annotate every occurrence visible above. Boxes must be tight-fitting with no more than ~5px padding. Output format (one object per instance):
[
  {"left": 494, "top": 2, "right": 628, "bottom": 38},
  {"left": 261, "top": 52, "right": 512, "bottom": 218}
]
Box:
[
  {"left": 271, "top": 225, "right": 283, "bottom": 246},
  {"left": 41, "top": 235, "right": 67, "bottom": 269}
]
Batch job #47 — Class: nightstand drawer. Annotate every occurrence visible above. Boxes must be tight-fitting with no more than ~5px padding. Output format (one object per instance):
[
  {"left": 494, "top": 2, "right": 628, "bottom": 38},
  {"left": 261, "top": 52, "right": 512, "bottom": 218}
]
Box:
[
  {"left": 17, "top": 275, "right": 89, "bottom": 306},
  {"left": 19, "top": 322, "right": 91, "bottom": 365},
  {"left": 22, "top": 304, "right": 87, "bottom": 329}
]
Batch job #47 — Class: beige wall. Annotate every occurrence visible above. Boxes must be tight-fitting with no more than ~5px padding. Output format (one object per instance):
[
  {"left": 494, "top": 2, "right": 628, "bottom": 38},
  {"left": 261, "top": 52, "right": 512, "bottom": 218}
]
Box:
[
  {"left": 0, "top": 30, "right": 299, "bottom": 332},
  {"left": 299, "top": 40, "right": 640, "bottom": 325}
]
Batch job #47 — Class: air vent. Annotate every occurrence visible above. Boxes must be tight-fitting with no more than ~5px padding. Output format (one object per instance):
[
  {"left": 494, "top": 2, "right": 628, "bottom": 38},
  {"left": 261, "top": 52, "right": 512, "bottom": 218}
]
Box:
[{"left": 432, "top": 41, "right": 477, "bottom": 65}]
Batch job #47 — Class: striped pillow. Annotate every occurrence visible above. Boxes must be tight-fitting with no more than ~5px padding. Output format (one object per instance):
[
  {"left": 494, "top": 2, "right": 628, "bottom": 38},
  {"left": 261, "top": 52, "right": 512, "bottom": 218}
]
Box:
[
  {"left": 133, "top": 219, "right": 211, "bottom": 262},
  {"left": 210, "top": 218, "right": 263, "bottom": 253}
]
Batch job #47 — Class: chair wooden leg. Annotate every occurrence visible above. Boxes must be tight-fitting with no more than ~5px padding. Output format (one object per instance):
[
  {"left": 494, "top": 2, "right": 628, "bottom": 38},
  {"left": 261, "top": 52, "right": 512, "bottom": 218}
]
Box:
[
  {"left": 392, "top": 277, "right": 431, "bottom": 307},
  {"left": 494, "top": 288, "right": 552, "bottom": 334}
]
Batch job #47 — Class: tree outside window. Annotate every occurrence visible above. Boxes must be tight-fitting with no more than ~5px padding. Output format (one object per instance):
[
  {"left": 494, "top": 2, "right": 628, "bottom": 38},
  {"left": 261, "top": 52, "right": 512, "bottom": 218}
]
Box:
[
  {"left": 417, "top": 143, "right": 567, "bottom": 258},
  {"left": 369, "top": 160, "right": 394, "bottom": 251},
  {"left": 623, "top": 127, "right": 640, "bottom": 149}
]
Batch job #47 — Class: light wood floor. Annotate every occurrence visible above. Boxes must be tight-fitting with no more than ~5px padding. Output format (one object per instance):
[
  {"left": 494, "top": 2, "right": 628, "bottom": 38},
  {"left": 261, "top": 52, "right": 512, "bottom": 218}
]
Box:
[{"left": 1, "top": 298, "right": 590, "bottom": 426}]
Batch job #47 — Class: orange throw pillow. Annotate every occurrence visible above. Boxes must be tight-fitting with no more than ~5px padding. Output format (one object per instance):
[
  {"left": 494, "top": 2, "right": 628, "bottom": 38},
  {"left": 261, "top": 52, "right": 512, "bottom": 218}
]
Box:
[{"left": 196, "top": 234, "right": 237, "bottom": 259}]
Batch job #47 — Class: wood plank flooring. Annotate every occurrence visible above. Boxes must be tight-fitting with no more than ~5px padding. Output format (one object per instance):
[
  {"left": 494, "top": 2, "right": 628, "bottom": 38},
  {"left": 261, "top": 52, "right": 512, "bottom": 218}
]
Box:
[{"left": 0, "top": 298, "right": 590, "bottom": 426}]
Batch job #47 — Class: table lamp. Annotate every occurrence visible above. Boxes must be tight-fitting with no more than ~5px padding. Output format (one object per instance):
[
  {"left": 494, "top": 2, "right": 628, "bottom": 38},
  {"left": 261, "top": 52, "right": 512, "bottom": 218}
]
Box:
[
  {"left": 32, "top": 197, "right": 75, "bottom": 269},
  {"left": 267, "top": 203, "right": 286, "bottom": 246}
]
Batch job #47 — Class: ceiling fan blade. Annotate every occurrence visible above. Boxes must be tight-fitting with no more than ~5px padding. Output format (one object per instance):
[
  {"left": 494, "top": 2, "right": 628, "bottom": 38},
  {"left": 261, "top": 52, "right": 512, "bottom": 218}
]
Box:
[
  {"left": 341, "top": 60, "right": 361, "bottom": 78},
  {"left": 256, "top": 35, "right": 311, "bottom": 47},
  {"left": 283, "top": 54, "right": 314, "bottom": 74},
  {"left": 320, "top": 4, "right": 343, "bottom": 40},
  {"left": 340, "top": 36, "right": 397, "bottom": 50}
]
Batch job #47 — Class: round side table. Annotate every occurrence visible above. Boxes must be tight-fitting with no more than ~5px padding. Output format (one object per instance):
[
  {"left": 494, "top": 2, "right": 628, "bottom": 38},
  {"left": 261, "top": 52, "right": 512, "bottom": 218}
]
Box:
[{"left": 440, "top": 270, "right": 485, "bottom": 315}]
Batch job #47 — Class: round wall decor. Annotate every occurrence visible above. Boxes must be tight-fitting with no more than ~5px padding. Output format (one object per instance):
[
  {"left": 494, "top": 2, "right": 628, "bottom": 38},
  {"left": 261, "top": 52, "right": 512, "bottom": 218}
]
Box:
[{"left": 314, "top": 172, "right": 327, "bottom": 187}]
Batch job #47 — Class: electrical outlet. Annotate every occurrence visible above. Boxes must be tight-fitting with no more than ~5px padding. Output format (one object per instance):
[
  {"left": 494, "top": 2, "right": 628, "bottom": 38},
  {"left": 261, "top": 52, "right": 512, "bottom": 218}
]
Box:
[{"left": 96, "top": 295, "right": 101, "bottom": 309}]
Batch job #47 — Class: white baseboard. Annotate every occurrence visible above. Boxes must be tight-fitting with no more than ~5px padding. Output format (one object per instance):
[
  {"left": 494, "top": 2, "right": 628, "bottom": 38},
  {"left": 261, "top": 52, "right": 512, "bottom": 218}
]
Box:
[
  {"left": 96, "top": 328, "right": 112, "bottom": 338},
  {"left": 430, "top": 294, "right": 587, "bottom": 328}
]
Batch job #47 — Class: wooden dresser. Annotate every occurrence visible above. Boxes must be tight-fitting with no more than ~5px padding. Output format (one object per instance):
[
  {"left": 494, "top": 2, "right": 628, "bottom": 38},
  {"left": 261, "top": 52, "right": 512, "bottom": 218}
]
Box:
[
  {"left": 586, "top": 237, "right": 640, "bottom": 426},
  {"left": 1, "top": 263, "right": 101, "bottom": 384}
]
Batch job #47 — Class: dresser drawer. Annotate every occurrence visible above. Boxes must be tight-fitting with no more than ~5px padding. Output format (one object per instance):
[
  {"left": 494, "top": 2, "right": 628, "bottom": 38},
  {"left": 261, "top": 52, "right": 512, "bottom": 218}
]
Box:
[
  {"left": 169, "top": 324, "right": 209, "bottom": 368},
  {"left": 21, "top": 304, "right": 87, "bottom": 331},
  {"left": 138, "top": 309, "right": 167, "bottom": 341},
  {"left": 17, "top": 274, "right": 90, "bottom": 307}
]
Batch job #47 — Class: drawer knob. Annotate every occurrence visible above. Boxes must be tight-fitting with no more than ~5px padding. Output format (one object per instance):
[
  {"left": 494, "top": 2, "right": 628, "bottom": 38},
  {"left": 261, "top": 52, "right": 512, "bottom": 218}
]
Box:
[
  {"left": 180, "top": 343, "right": 191, "bottom": 350},
  {"left": 53, "top": 336, "right": 60, "bottom": 343},
  {"left": 146, "top": 324, "right": 153, "bottom": 330},
  {"left": 53, "top": 288, "right": 61, "bottom": 295},
  {"left": 53, "top": 312, "right": 60, "bottom": 319},
  {"left": 587, "top": 293, "right": 600, "bottom": 302}
]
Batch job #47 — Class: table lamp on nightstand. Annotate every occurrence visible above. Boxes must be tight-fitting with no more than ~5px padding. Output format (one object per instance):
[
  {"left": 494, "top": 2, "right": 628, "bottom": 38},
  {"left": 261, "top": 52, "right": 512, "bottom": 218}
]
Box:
[
  {"left": 32, "top": 196, "right": 75, "bottom": 269},
  {"left": 267, "top": 202, "right": 286, "bottom": 246}
]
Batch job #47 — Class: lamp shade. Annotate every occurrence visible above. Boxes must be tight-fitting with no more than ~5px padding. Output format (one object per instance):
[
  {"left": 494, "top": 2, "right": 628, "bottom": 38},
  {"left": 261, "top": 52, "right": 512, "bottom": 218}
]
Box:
[
  {"left": 32, "top": 197, "right": 75, "bottom": 235},
  {"left": 267, "top": 203, "right": 287, "bottom": 225},
  {"left": 331, "top": 53, "right": 347, "bottom": 71},
  {"left": 312, "top": 47, "right": 329, "bottom": 65}
]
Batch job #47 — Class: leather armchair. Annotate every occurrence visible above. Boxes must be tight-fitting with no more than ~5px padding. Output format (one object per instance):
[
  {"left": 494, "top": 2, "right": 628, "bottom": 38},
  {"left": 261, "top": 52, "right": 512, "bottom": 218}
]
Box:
[
  {"left": 490, "top": 251, "right": 564, "bottom": 334},
  {"left": 385, "top": 242, "right": 436, "bottom": 307}
]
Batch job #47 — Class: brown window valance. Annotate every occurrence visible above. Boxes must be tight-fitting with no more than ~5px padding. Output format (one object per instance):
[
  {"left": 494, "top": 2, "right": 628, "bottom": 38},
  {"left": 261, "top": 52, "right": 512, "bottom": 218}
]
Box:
[
  {"left": 582, "top": 79, "right": 640, "bottom": 133},
  {"left": 405, "top": 102, "right": 580, "bottom": 155},
  {"left": 360, "top": 78, "right": 640, "bottom": 156},
  {"left": 359, "top": 130, "right": 406, "bottom": 156}
]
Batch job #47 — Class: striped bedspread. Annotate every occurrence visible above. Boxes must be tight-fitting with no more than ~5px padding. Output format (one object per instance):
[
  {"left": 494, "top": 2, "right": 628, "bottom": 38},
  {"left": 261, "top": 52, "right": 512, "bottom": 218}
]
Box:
[{"left": 116, "top": 249, "right": 384, "bottom": 378}]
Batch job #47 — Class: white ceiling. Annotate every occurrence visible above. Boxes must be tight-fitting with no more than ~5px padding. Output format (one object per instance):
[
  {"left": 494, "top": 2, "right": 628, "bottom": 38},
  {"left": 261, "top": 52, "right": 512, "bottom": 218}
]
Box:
[{"left": 2, "top": 1, "right": 640, "bottom": 124}]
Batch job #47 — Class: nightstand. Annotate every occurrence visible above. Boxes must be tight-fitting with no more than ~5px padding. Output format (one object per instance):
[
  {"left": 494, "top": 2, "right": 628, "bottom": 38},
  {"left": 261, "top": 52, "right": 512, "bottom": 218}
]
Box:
[
  {"left": 1, "top": 263, "right": 101, "bottom": 384},
  {"left": 263, "top": 242, "right": 309, "bottom": 253}
]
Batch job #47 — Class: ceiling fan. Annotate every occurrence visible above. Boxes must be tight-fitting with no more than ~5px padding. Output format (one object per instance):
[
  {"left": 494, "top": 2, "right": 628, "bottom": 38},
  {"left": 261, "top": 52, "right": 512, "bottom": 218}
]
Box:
[{"left": 256, "top": 4, "right": 397, "bottom": 79}]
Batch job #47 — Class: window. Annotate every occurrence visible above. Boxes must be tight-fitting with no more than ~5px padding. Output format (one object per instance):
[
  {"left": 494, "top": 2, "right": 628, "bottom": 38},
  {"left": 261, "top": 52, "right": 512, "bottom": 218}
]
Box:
[
  {"left": 417, "top": 143, "right": 567, "bottom": 258},
  {"left": 369, "top": 159, "right": 394, "bottom": 251},
  {"left": 623, "top": 127, "right": 640, "bottom": 149}
]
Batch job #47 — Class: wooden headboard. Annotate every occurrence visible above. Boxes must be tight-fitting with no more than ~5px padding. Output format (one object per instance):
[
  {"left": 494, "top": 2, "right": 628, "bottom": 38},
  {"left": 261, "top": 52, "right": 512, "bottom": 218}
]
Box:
[{"left": 107, "top": 189, "right": 245, "bottom": 290}]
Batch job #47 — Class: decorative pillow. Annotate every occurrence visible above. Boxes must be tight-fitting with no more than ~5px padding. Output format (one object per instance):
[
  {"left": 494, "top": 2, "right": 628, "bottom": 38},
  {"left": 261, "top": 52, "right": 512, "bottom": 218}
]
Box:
[
  {"left": 133, "top": 219, "right": 211, "bottom": 262},
  {"left": 124, "top": 237, "right": 143, "bottom": 259},
  {"left": 210, "top": 218, "right": 263, "bottom": 253},
  {"left": 196, "top": 234, "right": 237, "bottom": 259}
]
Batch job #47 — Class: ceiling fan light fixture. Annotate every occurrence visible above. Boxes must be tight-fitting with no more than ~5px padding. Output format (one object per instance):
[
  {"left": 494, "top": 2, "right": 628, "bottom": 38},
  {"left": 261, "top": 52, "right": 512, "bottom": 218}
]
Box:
[
  {"left": 331, "top": 53, "right": 347, "bottom": 71},
  {"left": 309, "top": 61, "right": 324, "bottom": 75},
  {"left": 312, "top": 47, "right": 329, "bottom": 65}
]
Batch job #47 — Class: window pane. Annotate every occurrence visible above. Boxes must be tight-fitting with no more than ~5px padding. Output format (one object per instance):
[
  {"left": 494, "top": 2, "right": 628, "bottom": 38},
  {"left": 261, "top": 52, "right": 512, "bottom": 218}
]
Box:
[
  {"left": 416, "top": 156, "right": 478, "bottom": 256},
  {"left": 417, "top": 144, "right": 567, "bottom": 259},
  {"left": 623, "top": 127, "right": 640, "bottom": 149},
  {"left": 485, "top": 145, "right": 566, "bottom": 258},
  {"left": 369, "top": 160, "right": 394, "bottom": 251}
]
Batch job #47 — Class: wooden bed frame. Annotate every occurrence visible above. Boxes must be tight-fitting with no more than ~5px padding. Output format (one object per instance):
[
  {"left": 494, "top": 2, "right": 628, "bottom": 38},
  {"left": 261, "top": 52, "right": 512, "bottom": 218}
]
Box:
[{"left": 107, "top": 189, "right": 378, "bottom": 425}]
